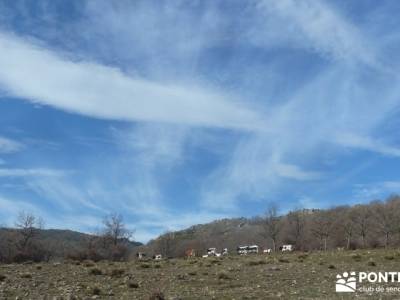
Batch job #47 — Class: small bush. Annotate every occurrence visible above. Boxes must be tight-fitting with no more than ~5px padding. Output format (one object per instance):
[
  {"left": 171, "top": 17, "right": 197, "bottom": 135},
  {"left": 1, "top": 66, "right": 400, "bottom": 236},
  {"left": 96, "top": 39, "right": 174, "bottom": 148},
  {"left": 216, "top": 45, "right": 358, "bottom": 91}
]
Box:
[
  {"left": 149, "top": 291, "right": 165, "bottom": 300},
  {"left": 20, "top": 273, "right": 32, "bottom": 279},
  {"left": 65, "top": 250, "right": 88, "bottom": 262},
  {"left": 0, "top": 274, "right": 6, "bottom": 282},
  {"left": 328, "top": 264, "right": 335, "bottom": 269},
  {"left": 140, "top": 263, "right": 151, "bottom": 269},
  {"left": 351, "top": 254, "right": 362, "bottom": 262},
  {"left": 278, "top": 258, "right": 290, "bottom": 263},
  {"left": 367, "top": 260, "right": 376, "bottom": 267},
  {"left": 385, "top": 255, "right": 395, "bottom": 261},
  {"left": 297, "top": 254, "right": 308, "bottom": 260},
  {"left": 92, "top": 286, "right": 101, "bottom": 295},
  {"left": 188, "top": 271, "right": 197, "bottom": 276},
  {"left": 84, "top": 260, "right": 95, "bottom": 267},
  {"left": 217, "top": 272, "right": 231, "bottom": 280},
  {"left": 127, "top": 281, "right": 139, "bottom": 289},
  {"left": 89, "top": 267, "right": 102, "bottom": 275},
  {"left": 248, "top": 260, "right": 267, "bottom": 266},
  {"left": 110, "top": 268, "right": 125, "bottom": 277},
  {"left": 36, "top": 265, "right": 42, "bottom": 270}
]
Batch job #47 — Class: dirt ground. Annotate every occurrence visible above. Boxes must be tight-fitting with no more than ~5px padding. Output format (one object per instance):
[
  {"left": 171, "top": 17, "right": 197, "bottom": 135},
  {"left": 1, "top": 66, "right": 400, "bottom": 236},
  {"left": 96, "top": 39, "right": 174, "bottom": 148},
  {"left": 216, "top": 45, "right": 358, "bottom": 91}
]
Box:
[{"left": 1, "top": 249, "right": 400, "bottom": 299}]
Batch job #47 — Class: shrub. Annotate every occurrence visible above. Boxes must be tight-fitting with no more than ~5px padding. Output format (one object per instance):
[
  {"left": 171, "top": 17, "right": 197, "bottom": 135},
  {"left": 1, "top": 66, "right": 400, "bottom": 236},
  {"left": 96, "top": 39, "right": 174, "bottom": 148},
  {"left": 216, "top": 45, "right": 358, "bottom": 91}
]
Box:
[
  {"left": 92, "top": 286, "right": 101, "bottom": 295},
  {"left": 20, "top": 273, "right": 32, "bottom": 279},
  {"left": 149, "top": 291, "right": 165, "bottom": 300},
  {"left": 65, "top": 250, "right": 88, "bottom": 262},
  {"left": 127, "top": 281, "right": 139, "bottom": 289},
  {"left": 367, "top": 260, "right": 376, "bottom": 267},
  {"left": 0, "top": 274, "right": 6, "bottom": 282},
  {"left": 140, "top": 263, "right": 151, "bottom": 269},
  {"left": 83, "top": 260, "right": 95, "bottom": 267},
  {"left": 297, "top": 254, "right": 308, "bottom": 260},
  {"left": 89, "top": 267, "right": 102, "bottom": 275},
  {"left": 278, "top": 258, "right": 290, "bottom": 263},
  {"left": 328, "top": 264, "right": 335, "bottom": 269},
  {"left": 110, "top": 244, "right": 129, "bottom": 262},
  {"left": 384, "top": 255, "right": 395, "bottom": 261},
  {"left": 351, "top": 254, "right": 362, "bottom": 262},
  {"left": 110, "top": 268, "right": 125, "bottom": 277},
  {"left": 217, "top": 272, "right": 231, "bottom": 280},
  {"left": 248, "top": 260, "right": 267, "bottom": 266}
]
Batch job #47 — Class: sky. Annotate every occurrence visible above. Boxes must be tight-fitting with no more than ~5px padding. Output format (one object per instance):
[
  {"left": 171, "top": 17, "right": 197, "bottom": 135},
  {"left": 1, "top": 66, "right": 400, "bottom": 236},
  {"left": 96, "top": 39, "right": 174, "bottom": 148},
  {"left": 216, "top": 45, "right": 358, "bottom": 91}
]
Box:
[{"left": 0, "top": 0, "right": 400, "bottom": 243}]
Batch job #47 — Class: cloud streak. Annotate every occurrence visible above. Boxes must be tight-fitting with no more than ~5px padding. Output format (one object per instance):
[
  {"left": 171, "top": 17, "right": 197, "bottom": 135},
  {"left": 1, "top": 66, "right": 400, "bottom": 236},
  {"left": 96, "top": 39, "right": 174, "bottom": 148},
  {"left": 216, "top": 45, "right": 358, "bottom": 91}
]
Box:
[
  {"left": 0, "top": 136, "right": 23, "bottom": 153},
  {"left": 0, "top": 168, "right": 67, "bottom": 177},
  {"left": 254, "top": 0, "right": 375, "bottom": 65},
  {"left": 336, "top": 133, "right": 400, "bottom": 157},
  {"left": 0, "top": 31, "right": 265, "bottom": 131}
]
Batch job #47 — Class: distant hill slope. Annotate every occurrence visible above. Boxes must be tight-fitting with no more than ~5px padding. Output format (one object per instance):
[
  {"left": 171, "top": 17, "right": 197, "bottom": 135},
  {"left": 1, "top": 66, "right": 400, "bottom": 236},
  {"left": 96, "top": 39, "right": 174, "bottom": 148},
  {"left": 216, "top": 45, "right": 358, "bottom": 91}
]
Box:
[
  {"left": 0, "top": 228, "right": 142, "bottom": 258},
  {"left": 143, "top": 196, "right": 400, "bottom": 257},
  {"left": 143, "top": 217, "right": 267, "bottom": 257}
]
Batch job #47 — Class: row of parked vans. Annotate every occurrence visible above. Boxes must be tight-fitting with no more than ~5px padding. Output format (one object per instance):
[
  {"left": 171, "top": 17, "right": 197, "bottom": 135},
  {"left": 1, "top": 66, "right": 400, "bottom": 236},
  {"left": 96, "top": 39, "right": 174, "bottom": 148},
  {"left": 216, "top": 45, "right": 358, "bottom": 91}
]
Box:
[{"left": 137, "top": 244, "right": 294, "bottom": 260}]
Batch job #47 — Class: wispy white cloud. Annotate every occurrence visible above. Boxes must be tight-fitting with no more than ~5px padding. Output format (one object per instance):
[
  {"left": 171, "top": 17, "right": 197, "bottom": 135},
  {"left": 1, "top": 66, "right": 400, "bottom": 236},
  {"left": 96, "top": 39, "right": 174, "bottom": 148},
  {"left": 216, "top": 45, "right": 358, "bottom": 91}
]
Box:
[
  {"left": 336, "top": 133, "right": 400, "bottom": 157},
  {"left": 25, "top": 177, "right": 106, "bottom": 212},
  {"left": 0, "top": 195, "right": 44, "bottom": 226},
  {"left": 112, "top": 124, "right": 188, "bottom": 168},
  {"left": 353, "top": 181, "right": 400, "bottom": 201},
  {"left": 0, "top": 31, "right": 265, "bottom": 131},
  {"left": 0, "top": 168, "right": 67, "bottom": 177},
  {"left": 275, "top": 163, "right": 321, "bottom": 181},
  {"left": 253, "top": 0, "right": 375, "bottom": 65},
  {"left": 132, "top": 210, "right": 228, "bottom": 243},
  {"left": 0, "top": 136, "right": 23, "bottom": 153}
]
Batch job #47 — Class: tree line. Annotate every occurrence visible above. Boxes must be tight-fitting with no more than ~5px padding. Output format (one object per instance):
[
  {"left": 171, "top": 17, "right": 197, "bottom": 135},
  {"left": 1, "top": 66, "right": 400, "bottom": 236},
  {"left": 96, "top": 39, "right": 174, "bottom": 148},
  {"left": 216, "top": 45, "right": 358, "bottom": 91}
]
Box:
[
  {"left": 2, "top": 195, "right": 400, "bottom": 263},
  {"left": 149, "top": 195, "right": 400, "bottom": 257},
  {"left": 0, "top": 212, "right": 133, "bottom": 263},
  {"left": 263, "top": 195, "right": 400, "bottom": 251}
]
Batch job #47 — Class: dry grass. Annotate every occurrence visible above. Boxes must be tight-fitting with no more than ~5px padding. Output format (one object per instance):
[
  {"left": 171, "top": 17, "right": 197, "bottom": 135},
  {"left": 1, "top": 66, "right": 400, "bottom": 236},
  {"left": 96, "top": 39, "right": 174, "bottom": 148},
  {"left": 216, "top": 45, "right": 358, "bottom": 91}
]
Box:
[{"left": 1, "top": 249, "right": 400, "bottom": 299}]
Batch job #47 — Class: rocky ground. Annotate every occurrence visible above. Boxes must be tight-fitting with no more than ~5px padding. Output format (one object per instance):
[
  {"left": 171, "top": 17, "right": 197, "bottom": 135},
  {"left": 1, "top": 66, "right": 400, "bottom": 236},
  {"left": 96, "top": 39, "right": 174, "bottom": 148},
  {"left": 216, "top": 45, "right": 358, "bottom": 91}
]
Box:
[{"left": 1, "top": 249, "right": 400, "bottom": 299}]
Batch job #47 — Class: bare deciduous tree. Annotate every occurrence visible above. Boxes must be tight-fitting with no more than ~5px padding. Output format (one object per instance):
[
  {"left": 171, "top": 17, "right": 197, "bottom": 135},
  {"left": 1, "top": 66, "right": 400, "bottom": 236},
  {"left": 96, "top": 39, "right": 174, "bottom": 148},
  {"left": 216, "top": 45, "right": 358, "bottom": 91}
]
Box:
[
  {"left": 15, "top": 211, "right": 43, "bottom": 251},
  {"left": 102, "top": 213, "right": 133, "bottom": 261},
  {"left": 353, "top": 205, "right": 372, "bottom": 248},
  {"left": 263, "top": 204, "right": 281, "bottom": 251},
  {"left": 157, "top": 231, "right": 174, "bottom": 258},
  {"left": 311, "top": 210, "right": 334, "bottom": 251},
  {"left": 287, "top": 210, "right": 306, "bottom": 250},
  {"left": 372, "top": 199, "right": 398, "bottom": 248},
  {"left": 103, "top": 213, "right": 132, "bottom": 246}
]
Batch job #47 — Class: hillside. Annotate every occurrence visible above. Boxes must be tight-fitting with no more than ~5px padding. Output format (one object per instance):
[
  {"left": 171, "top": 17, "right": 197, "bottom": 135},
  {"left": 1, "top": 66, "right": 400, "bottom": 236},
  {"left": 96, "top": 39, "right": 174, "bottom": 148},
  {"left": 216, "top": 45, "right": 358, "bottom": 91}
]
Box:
[
  {"left": 143, "top": 217, "right": 267, "bottom": 257},
  {"left": 0, "top": 228, "right": 142, "bottom": 259},
  {"left": 143, "top": 196, "right": 400, "bottom": 257}
]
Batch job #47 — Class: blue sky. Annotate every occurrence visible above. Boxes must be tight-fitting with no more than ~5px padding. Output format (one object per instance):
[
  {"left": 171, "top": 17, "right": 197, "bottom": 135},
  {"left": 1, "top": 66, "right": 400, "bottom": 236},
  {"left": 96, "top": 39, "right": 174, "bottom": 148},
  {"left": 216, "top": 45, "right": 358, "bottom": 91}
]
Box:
[{"left": 0, "top": 0, "right": 400, "bottom": 242}]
